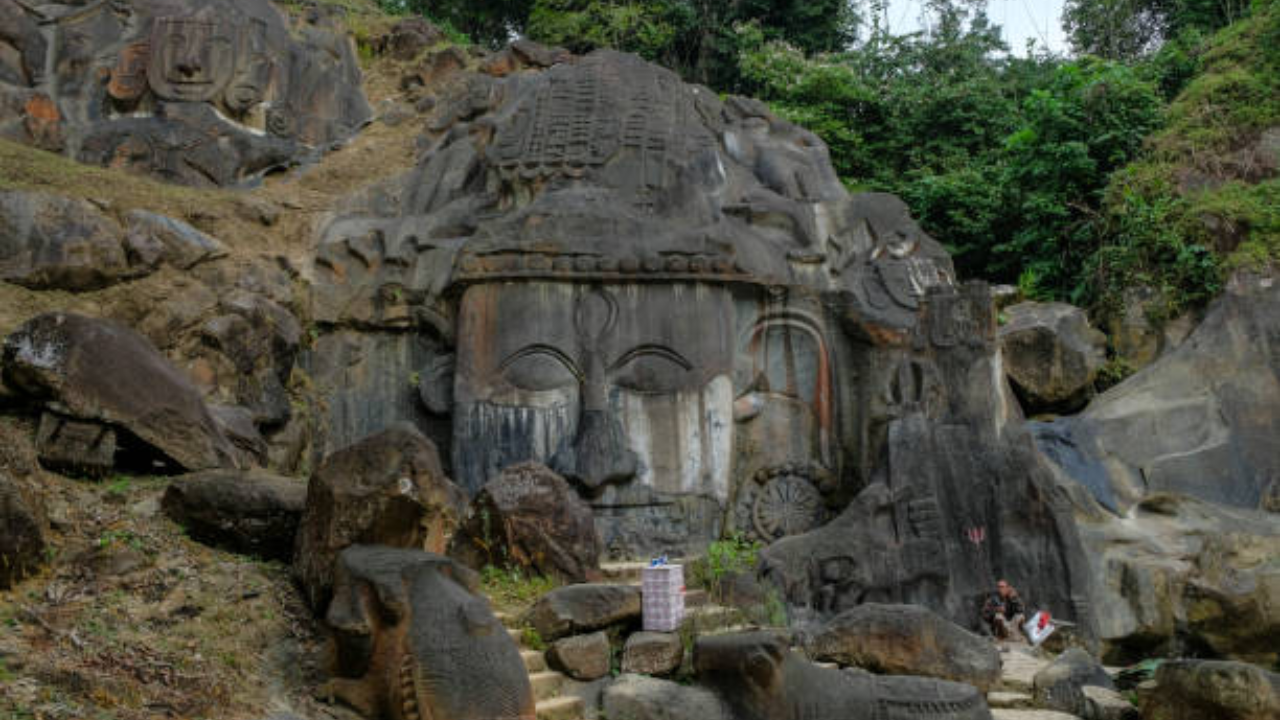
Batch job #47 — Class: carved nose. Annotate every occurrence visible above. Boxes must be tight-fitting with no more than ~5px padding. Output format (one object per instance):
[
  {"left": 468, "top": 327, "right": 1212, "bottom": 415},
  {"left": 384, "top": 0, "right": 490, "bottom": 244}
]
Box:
[
  {"left": 177, "top": 60, "right": 201, "bottom": 78},
  {"left": 550, "top": 409, "right": 637, "bottom": 493}
]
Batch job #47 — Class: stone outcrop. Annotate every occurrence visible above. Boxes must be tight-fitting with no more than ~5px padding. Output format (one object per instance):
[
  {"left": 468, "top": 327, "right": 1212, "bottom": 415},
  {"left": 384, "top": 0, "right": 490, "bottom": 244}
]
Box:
[
  {"left": 523, "top": 584, "right": 641, "bottom": 642},
  {"left": 693, "top": 631, "right": 992, "bottom": 720},
  {"left": 998, "top": 302, "right": 1105, "bottom": 414},
  {"left": 1031, "top": 648, "right": 1114, "bottom": 717},
  {"left": 1074, "top": 493, "right": 1280, "bottom": 665},
  {"left": 547, "top": 631, "right": 611, "bottom": 681},
  {"left": 1035, "top": 275, "right": 1280, "bottom": 512},
  {"left": 448, "top": 462, "right": 602, "bottom": 583},
  {"left": 2, "top": 312, "right": 238, "bottom": 473},
  {"left": 161, "top": 469, "right": 305, "bottom": 561},
  {"left": 807, "top": 603, "right": 1002, "bottom": 691},
  {"left": 0, "top": 0, "right": 370, "bottom": 186},
  {"left": 292, "top": 424, "right": 467, "bottom": 612},
  {"left": 324, "top": 545, "right": 534, "bottom": 720},
  {"left": 0, "top": 190, "right": 134, "bottom": 291},
  {"left": 1138, "top": 660, "right": 1280, "bottom": 720}
]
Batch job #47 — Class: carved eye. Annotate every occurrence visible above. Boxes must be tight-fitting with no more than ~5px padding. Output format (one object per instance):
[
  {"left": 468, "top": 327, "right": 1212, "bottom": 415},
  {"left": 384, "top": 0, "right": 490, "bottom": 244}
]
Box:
[
  {"left": 499, "top": 345, "right": 581, "bottom": 392},
  {"left": 610, "top": 345, "right": 694, "bottom": 393}
]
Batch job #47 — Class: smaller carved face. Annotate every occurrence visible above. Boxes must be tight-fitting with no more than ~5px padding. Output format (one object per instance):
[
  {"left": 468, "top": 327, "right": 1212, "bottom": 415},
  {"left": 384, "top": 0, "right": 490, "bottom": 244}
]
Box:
[
  {"left": 107, "top": 42, "right": 151, "bottom": 102},
  {"left": 148, "top": 16, "right": 235, "bottom": 102}
]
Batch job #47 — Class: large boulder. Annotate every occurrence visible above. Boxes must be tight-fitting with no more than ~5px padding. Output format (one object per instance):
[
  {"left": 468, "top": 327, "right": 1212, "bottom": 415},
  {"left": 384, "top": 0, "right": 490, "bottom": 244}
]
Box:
[
  {"left": 694, "top": 631, "right": 992, "bottom": 720},
  {"left": 523, "top": 584, "right": 641, "bottom": 642},
  {"left": 1075, "top": 493, "right": 1280, "bottom": 665},
  {"left": 602, "top": 674, "right": 731, "bottom": 720},
  {"left": 448, "top": 462, "right": 601, "bottom": 583},
  {"left": 1035, "top": 275, "right": 1280, "bottom": 512},
  {"left": 161, "top": 469, "right": 305, "bottom": 561},
  {"left": 0, "top": 190, "right": 135, "bottom": 291},
  {"left": 2, "top": 312, "right": 238, "bottom": 472},
  {"left": 1138, "top": 660, "right": 1280, "bottom": 720},
  {"left": 293, "top": 424, "right": 467, "bottom": 612},
  {"left": 998, "top": 301, "right": 1105, "bottom": 414},
  {"left": 807, "top": 603, "right": 1002, "bottom": 691},
  {"left": 1032, "top": 648, "right": 1114, "bottom": 717}
]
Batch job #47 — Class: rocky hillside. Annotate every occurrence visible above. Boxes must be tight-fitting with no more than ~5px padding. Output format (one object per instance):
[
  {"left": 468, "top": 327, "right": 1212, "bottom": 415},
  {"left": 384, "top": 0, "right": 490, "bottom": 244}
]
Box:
[{"left": 0, "top": 1, "right": 1277, "bottom": 720}]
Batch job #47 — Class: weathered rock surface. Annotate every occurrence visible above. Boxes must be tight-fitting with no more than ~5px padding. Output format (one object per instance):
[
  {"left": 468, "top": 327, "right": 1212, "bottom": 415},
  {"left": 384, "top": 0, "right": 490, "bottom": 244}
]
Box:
[
  {"left": 523, "top": 584, "right": 641, "bottom": 642},
  {"left": 694, "top": 631, "right": 992, "bottom": 720},
  {"left": 547, "top": 631, "right": 611, "bottom": 681},
  {"left": 1076, "top": 493, "right": 1280, "bottom": 665},
  {"left": 292, "top": 424, "right": 467, "bottom": 612},
  {"left": 621, "top": 631, "right": 684, "bottom": 676},
  {"left": 0, "top": 190, "right": 133, "bottom": 291},
  {"left": 1036, "top": 275, "right": 1280, "bottom": 512},
  {"left": 34, "top": 411, "right": 117, "bottom": 476},
  {"left": 807, "top": 603, "right": 1002, "bottom": 691},
  {"left": 0, "top": 0, "right": 371, "bottom": 186},
  {"left": 161, "top": 469, "right": 305, "bottom": 561},
  {"left": 1080, "top": 685, "right": 1137, "bottom": 720},
  {"left": 373, "top": 17, "right": 444, "bottom": 60},
  {"left": 123, "top": 210, "right": 228, "bottom": 271},
  {"left": 999, "top": 302, "right": 1105, "bottom": 414},
  {"left": 602, "top": 674, "right": 731, "bottom": 720},
  {"left": 2, "top": 312, "right": 238, "bottom": 472},
  {"left": 0, "top": 469, "right": 44, "bottom": 589},
  {"left": 324, "top": 545, "right": 532, "bottom": 720},
  {"left": 449, "top": 462, "right": 601, "bottom": 583},
  {"left": 1032, "top": 648, "right": 1114, "bottom": 717},
  {"left": 1138, "top": 660, "right": 1280, "bottom": 720}
]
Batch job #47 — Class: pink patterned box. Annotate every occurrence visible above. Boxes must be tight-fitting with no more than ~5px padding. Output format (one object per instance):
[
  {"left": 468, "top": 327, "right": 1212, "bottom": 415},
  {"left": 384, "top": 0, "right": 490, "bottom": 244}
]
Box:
[{"left": 641, "top": 564, "right": 685, "bottom": 632}]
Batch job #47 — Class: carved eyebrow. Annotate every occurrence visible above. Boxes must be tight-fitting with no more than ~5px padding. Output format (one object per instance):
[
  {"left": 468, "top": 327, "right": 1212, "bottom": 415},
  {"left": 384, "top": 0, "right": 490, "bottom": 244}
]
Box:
[
  {"left": 609, "top": 344, "right": 693, "bottom": 373},
  {"left": 498, "top": 345, "right": 584, "bottom": 383}
]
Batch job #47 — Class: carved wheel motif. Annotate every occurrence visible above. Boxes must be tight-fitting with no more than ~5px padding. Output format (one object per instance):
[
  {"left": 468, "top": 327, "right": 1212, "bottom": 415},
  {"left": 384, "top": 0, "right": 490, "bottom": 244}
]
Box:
[{"left": 734, "top": 466, "right": 827, "bottom": 542}]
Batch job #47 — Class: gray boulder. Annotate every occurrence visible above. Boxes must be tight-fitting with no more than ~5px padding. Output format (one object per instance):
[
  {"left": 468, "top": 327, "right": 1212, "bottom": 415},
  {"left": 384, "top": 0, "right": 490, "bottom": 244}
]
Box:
[
  {"left": 2, "top": 312, "right": 238, "bottom": 472},
  {"left": 1138, "top": 660, "right": 1280, "bottom": 720},
  {"left": 1032, "top": 648, "right": 1113, "bottom": 717},
  {"left": 448, "top": 462, "right": 602, "bottom": 583},
  {"left": 547, "top": 631, "right": 611, "bottom": 681},
  {"left": 523, "top": 584, "right": 641, "bottom": 642},
  {"left": 602, "top": 674, "right": 731, "bottom": 720},
  {"left": 292, "top": 424, "right": 467, "bottom": 612},
  {"left": 123, "top": 210, "right": 228, "bottom": 271},
  {"left": 998, "top": 301, "right": 1105, "bottom": 414},
  {"left": 807, "top": 603, "right": 1003, "bottom": 692},
  {"left": 621, "top": 631, "right": 684, "bottom": 676},
  {"left": 1036, "top": 275, "right": 1280, "bottom": 513},
  {"left": 161, "top": 469, "right": 306, "bottom": 561},
  {"left": 1081, "top": 685, "right": 1138, "bottom": 720},
  {"left": 0, "top": 190, "right": 135, "bottom": 291}
]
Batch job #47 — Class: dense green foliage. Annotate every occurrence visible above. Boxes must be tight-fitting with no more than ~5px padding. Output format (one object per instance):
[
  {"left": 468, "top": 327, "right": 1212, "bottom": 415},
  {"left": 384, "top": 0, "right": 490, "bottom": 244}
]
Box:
[{"left": 375, "top": 0, "right": 1279, "bottom": 329}]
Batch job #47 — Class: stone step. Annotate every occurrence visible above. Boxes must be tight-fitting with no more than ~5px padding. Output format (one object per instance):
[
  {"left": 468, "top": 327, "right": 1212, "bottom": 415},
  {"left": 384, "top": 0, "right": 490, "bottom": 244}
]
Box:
[
  {"left": 987, "top": 691, "right": 1035, "bottom": 709},
  {"left": 522, "top": 649, "right": 548, "bottom": 673},
  {"left": 496, "top": 610, "right": 515, "bottom": 627},
  {"left": 536, "top": 695, "right": 584, "bottom": 720},
  {"left": 998, "top": 648, "right": 1050, "bottom": 693},
  {"left": 991, "top": 711, "right": 1081, "bottom": 720},
  {"left": 530, "top": 670, "right": 566, "bottom": 702},
  {"left": 682, "top": 604, "right": 743, "bottom": 633}
]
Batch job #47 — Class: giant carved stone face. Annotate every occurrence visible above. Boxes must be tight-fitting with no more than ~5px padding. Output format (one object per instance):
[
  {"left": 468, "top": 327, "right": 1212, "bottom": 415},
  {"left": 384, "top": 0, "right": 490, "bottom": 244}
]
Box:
[
  {"left": 148, "top": 15, "right": 236, "bottom": 103},
  {"left": 453, "top": 282, "right": 736, "bottom": 505}
]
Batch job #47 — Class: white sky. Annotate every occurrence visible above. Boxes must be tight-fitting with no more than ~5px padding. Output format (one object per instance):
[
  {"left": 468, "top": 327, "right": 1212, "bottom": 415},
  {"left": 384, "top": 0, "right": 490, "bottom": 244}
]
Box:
[{"left": 883, "top": 0, "right": 1069, "bottom": 55}]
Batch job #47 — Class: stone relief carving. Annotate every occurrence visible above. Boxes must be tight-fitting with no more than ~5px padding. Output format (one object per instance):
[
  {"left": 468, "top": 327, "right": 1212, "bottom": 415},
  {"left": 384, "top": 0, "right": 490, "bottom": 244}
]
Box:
[{"left": 0, "top": 0, "right": 371, "bottom": 185}]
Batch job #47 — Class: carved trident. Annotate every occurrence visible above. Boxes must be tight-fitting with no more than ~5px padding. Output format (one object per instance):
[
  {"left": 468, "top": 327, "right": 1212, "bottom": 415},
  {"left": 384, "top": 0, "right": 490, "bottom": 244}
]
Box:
[{"left": 965, "top": 526, "right": 986, "bottom": 547}]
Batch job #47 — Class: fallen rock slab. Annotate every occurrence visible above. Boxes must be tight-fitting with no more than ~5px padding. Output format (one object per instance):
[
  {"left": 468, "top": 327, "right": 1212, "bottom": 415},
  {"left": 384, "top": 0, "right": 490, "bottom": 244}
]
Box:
[
  {"left": 547, "top": 631, "right": 610, "bottom": 681},
  {"left": 1138, "top": 660, "right": 1280, "bottom": 720},
  {"left": 2, "top": 312, "right": 237, "bottom": 472},
  {"left": 621, "top": 631, "right": 683, "bottom": 676},
  {"left": 1032, "top": 648, "right": 1114, "bottom": 717},
  {"left": 161, "top": 469, "right": 305, "bottom": 561}
]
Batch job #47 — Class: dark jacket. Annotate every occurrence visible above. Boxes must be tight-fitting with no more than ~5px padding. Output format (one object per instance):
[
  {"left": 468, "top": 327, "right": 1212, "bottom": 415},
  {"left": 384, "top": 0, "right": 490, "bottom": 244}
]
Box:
[{"left": 982, "top": 589, "right": 1025, "bottom": 624}]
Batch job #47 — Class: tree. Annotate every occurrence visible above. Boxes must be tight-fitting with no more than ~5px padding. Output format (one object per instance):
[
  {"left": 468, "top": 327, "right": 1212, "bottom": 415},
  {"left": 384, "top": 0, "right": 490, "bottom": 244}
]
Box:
[{"left": 1063, "top": 0, "right": 1252, "bottom": 60}]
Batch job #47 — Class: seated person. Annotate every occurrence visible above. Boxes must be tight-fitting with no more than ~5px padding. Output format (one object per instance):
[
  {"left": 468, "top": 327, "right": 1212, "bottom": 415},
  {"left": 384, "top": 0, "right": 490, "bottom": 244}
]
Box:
[{"left": 981, "top": 579, "right": 1026, "bottom": 640}]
